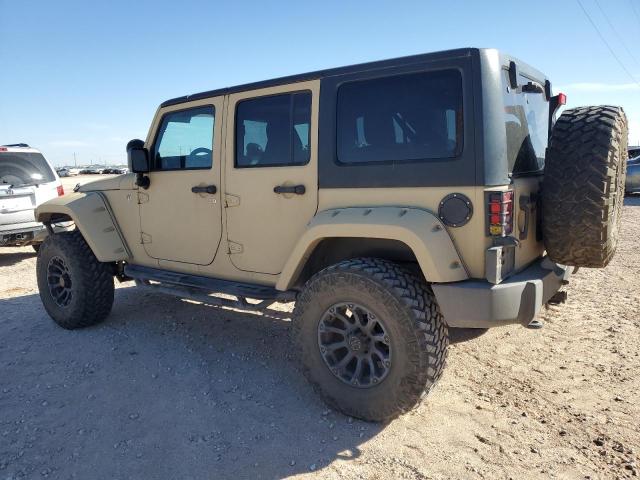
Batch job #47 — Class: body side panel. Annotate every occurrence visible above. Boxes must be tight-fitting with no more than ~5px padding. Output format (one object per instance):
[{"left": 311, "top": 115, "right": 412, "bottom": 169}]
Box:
[
  {"left": 138, "top": 97, "right": 224, "bottom": 267},
  {"left": 315, "top": 186, "right": 490, "bottom": 279},
  {"left": 101, "top": 189, "right": 152, "bottom": 265},
  {"left": 223, "top": 80, "right": 321, "bottom": 275},
  {"left": 136, "top": 94, "right": 281, "bottom": 285}
]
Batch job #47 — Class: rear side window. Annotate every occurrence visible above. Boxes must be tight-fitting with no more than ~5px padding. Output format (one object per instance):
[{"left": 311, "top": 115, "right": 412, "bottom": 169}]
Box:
[
  {"left": 152, "top": 106, "right": 215, "bottom": 171},
  {"left": 0, "top": 152, "right": 56, "bottom": 187},
  {"left": 236, "top": 92, "right": 311, "bottom": 168},
  {"left": 337, "top": 70, "right": 463, "bottom": 164}
]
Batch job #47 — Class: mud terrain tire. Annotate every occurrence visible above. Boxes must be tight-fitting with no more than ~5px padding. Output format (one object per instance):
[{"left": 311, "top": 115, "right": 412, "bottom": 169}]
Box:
[
  {"left": 292, "top": 258, "right": 448, "bottom": 422},
  {"left": 36, "top": 230, "right": 114, "bottom": 329},
  {"left": 542, "top": 105, "right": 628, "bottom": 267}
]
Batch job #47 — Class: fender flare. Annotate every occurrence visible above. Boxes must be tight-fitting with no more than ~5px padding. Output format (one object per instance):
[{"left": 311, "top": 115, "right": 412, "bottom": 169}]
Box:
[
  {"left": 35, "top": 191, "right": 130, "bottom": 262},
  {"left": 276, "top": 207, "right": 468, "bottom": 290}
]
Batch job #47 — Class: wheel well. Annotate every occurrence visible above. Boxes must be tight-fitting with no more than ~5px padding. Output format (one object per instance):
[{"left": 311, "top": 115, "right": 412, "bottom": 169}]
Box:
[
  {"left": 40, "top": 213, "right": 74, "bottom": 224},
  {"left": 293, "top": 237, "right": 420, "bottom": 289}
]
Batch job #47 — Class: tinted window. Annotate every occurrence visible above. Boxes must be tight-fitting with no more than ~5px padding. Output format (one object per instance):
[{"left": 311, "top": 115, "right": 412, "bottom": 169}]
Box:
[
  {"left": 236, "top": 92, "right": 311, "bottom": 167},
  {"left": 502, "top": 71, "right": 549, "bottom": 175},
  {"left": 0, "top": 152, "right": 56, "bottom": 187},
  {"left": 153, "top": 106, "right": 215, "bottom": 170},
  {"left": 337, "top": 70, "right": 463, "bottom": 164}
]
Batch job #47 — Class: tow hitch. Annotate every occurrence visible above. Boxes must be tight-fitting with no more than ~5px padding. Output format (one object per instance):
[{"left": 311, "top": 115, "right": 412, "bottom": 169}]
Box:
[{"left": 525, "top": 291, "right": 568, "bottom": 330}]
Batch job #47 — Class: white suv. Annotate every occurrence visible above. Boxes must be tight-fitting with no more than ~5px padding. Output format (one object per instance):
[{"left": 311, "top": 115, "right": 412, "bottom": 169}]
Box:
[{"left": 0, "top": 144, "right": 64, "bottom": 250}]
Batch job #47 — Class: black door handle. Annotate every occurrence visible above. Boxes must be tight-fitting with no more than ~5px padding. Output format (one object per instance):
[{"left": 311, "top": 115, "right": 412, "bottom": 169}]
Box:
[
  {"left": 191, "top": 185, "right": 217, "bottom": 194},
  {"left": 274, "top": 184, "right": 305, "bottom": 195}
]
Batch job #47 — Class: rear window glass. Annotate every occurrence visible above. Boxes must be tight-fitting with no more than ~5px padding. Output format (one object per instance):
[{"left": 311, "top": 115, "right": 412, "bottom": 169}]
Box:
[
  {"left": 0, "top": 152, "right": 56, "bottom": 187},
  {"left": 336, "top": 69, "right": 463, "bottom": 164},
  {"left": 502, "top": 71, "right": 549, "bottom": 175}
]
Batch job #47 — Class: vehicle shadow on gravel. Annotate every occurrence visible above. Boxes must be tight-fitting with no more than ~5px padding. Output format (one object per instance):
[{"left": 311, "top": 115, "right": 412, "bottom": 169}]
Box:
[
  {"left": 1, "top": 286, "right": 391, "bottom": 479},
  {"left": 449, "top": 327, "right": 488, "bottom": 344},
  {"left": 0, "top": 250, "right": 36, "bottom": 267}
]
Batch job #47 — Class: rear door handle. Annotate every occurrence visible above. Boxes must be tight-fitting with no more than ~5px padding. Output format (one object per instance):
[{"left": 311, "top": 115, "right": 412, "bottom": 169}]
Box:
[
  {"left": 273, "top": 184, "right": 305, "bottom": 195},
  {"left": 191, "top": 185, "right": 217, "bottom": 194}
]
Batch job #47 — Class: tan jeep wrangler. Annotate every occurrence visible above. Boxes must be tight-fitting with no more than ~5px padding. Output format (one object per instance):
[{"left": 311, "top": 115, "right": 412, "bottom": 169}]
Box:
[{"left": 35, "top": 48, "right": 628, "bottom": 422}]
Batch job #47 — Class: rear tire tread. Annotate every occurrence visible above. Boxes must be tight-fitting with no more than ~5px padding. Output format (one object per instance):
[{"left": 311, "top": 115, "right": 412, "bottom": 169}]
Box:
[{"left": 293, "top": 257, "right": 448, "bottom": 422}]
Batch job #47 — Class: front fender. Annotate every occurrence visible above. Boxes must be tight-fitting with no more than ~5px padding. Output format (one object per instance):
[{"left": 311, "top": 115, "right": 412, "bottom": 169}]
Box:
[
  {"left": 276, "top": 207, "right": 468, "bottom": 290},
  {"left": 35, "top": 192, "right": 130, "bottom": 262}
]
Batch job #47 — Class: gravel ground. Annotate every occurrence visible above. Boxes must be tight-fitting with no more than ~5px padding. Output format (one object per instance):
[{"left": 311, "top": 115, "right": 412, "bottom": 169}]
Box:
[{"left": 1, "top": 186, "right": 639, "bottom": 479}]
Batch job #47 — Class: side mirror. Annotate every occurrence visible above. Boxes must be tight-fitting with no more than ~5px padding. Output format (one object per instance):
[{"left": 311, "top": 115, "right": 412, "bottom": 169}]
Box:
[{"left": 126, "top": 139, "right": 149, "bottom": 173}]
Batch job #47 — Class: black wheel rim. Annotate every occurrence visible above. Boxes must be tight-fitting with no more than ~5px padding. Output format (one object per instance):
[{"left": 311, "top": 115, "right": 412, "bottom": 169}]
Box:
[
  {"left": 47, "top": 256, "right": 73, "bottom": 307},
  {"left": 317, "top": 302, "right": 392, "bottom": 388}
]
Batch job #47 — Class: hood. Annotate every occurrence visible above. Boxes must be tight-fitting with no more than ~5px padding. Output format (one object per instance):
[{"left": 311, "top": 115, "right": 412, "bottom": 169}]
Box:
[{"left": 77, "top": 173, "right": 137, "bottom": 192}]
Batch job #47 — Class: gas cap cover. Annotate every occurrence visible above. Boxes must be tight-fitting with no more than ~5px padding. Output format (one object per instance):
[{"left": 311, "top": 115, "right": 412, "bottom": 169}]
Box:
[{"left": 438, "top": 193, "right": 473, "bottom": 227}]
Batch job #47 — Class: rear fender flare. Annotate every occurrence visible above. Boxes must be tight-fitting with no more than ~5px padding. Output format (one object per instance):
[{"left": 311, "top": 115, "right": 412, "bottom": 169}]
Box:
[{"left": 276, "top": 207, "right": 468, "bottom": 290}]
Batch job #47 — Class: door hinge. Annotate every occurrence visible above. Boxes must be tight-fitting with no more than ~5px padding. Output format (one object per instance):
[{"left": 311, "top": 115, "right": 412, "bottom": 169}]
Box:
[
  {"left": 227, "top": 240, "right": 243, "bottom": 254},
  {"left": 225, "top": 193, "right": 240, "bottom": 208},
  {"left": 137, "top": 192, "right": 149, "bottom": 204},
  {"left": 140, "top": 232, "right": 152, "bottom": 244}
]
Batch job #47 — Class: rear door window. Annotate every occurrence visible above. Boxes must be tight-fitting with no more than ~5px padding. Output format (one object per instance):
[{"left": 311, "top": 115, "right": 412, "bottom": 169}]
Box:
[
  {"left": 235, "top": 92, "right": 311, "bottom": 168},
  {"left": 336, "top": 69, "right": 463, "bottom": 164},
  {"left": 0, "top": 152, "right": 56, "bottom": 187}
]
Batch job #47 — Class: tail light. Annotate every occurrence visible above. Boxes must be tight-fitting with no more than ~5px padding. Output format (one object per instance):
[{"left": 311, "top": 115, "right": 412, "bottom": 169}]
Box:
[
  {"left": 57, "top": 185, "right": 64, "bottom": 196},
  {"left": 486, "top": 190, "right": 514, "bottom": 236},
  {"left": 556, "top": 92, "right": 567, "bottom": 106},
  {"left": 549, "top": 93, "right": 567, "bottom": 135}
]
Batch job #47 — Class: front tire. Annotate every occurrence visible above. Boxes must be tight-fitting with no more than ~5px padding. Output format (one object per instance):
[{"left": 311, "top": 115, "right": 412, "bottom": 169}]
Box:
[
  {"left": 36, "top": 231, "right": 114, "bottom": 329},
  {"left": 292, "top": 258, "right": 449, "bottom": 422}
]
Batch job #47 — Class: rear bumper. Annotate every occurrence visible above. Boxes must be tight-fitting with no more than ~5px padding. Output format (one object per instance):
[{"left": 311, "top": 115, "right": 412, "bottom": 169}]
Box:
[
  {"left": 432, "top": 256, "right": 571, "bottom": 328},
  {"left": 0, "top": 223, "right": 45, "bottom": 246},
  {"left": 0, "top": 222, "right": 73, "bottom": 247}
]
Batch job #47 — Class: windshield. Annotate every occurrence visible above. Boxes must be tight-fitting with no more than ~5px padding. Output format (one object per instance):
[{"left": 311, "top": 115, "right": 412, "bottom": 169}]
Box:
[
  {"left": 502, "top": 71, "right": 549, "bottom": 175},
  {"left": 0, "top": 152, "right": 56, "bottom": 187}
]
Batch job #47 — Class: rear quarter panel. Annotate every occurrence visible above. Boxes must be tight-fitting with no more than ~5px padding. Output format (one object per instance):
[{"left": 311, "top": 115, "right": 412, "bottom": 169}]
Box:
[{"left": 317, "top": 186, "right": 490, "bottom": 279}]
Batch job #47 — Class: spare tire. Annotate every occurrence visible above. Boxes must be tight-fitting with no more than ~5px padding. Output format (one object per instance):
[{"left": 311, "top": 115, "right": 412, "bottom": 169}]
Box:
[{"left": 542, "top": 105, "right": 628, "bottom": 267}]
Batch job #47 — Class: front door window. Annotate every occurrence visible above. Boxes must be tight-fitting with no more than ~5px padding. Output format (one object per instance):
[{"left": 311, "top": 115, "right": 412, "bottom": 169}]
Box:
[{"left": 152, "top": 106, "right": 215, "bottom": 170}]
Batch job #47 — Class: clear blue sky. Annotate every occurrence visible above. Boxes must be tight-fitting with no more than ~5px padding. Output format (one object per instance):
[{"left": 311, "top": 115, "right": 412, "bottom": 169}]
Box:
[{"left": 1, "top": 0, "right": 639, "bottom": 167}]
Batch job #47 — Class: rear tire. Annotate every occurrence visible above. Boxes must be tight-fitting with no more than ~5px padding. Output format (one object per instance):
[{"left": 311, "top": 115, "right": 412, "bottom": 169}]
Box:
[
  {"left": 542, "top": 105, "right": 628, "bottom": 267},
  {"left": 292, "top": 258, "right": 448, "bottom": 422},
  {"left": 36, "top": 231, "right": 114, "bottom": 329}
]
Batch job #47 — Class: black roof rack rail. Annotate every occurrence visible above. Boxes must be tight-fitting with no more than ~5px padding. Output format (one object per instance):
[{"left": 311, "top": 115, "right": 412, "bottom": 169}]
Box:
[{"left": 1, "top": 143, "right": 30, "bottom": 148}]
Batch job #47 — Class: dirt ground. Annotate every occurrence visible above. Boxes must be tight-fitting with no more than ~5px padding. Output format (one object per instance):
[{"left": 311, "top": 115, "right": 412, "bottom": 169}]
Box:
[{"left": 1, "top": 182, "right": 639, "bottom": 479}]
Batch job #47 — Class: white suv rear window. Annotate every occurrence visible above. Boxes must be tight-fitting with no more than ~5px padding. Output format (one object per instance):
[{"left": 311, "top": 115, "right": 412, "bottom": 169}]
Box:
[{"left": 1, "top": 152, "right": 56, "bottom": 187}]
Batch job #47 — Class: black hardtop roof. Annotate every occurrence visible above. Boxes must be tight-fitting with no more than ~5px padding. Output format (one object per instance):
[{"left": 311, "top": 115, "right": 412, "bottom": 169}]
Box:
[{"left": 160, "top": 48, "right": 480, "bottom": 108}]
